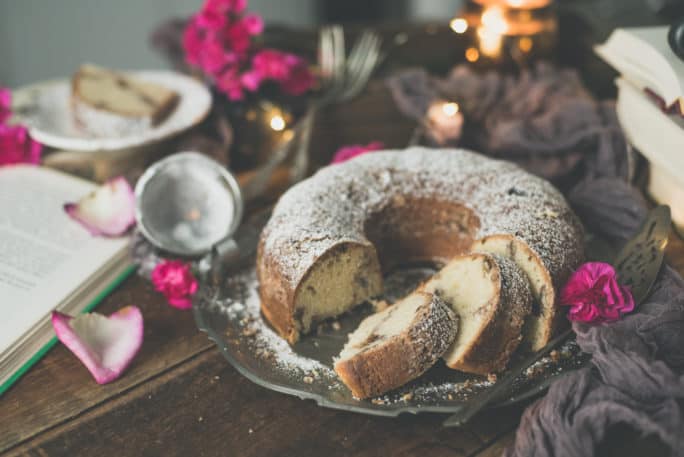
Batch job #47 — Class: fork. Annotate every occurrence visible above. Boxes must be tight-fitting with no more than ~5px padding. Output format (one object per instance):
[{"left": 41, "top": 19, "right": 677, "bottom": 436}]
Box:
[{"left": 242, "top": 26, "right": 382, "bottom": 200}]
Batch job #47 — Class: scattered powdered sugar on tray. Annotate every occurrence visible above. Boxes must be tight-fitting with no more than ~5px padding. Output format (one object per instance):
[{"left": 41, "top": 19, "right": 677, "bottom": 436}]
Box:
[
  {"left": 212, "top": 269, "right": 336, "bottom": 379},
  {"left": 196, "top": 260, "right": 586, "bottom": 409}
]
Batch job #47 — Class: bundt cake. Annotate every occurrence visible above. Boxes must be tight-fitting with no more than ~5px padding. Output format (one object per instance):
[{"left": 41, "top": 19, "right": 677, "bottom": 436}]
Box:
[
  {"left": 420, "top": 253, "right": 533, "bottom": 374},
  {"left": 334, "top": 291, "right": 457, "bottom": 399},
  {"left": 256, "top": 148, "right": 584, "bottom": 348}
]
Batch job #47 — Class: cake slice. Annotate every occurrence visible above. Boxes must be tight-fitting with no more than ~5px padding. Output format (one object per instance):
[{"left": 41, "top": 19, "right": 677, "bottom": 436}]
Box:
[
  {"left": 421, "top": 253, "right": 532, "bottom": 375},
  {"left": 334, "top": 292, "right": 457, "bottom": 399},
  {"left": 471, "top": 236, "right": 565, "bottom": 351},
  {"left": 72, "top": 64, "right": 179, "bottom": 136}
]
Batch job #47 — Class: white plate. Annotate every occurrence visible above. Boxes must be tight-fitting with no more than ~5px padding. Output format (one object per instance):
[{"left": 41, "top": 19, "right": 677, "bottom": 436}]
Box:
[{"left": 13, "top": 70, "right": 212, "bottom": 152}]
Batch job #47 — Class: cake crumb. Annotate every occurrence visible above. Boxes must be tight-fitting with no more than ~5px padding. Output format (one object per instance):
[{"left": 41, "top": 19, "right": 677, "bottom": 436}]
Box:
[
  {"left": 303, "top": 376, "right": 314, "bottom": 384},
  {"left": 487, "top": 373, "right": 498, "bottom": 383},
  {"left": 549, "top": 350, "right": 560, "bottom": 362},
  {"left": 371, "top": 398, "right": 386, "bottom": 405},
  {"left": 331, "top": 321, "right": 342, "bottom": 331},
  {"left": 242, "top": 327, "right": 257, "bottom": 337},
  {"left": 541, "top": 209, "right": 559, "bottom": 218},
  {"left": 401, "top": 392, "right": 414, "bottom": 402},
  {"left": 248, "top": 428, "right": 253, "bottom": 434},
  {"left": 214, "top": 375, "right": 220, "bottom": 381},
  {"left": 198, "top": 416, "right": 203, "bottom": 422},
  {"left": 447, "top": 393, "right": 454, "bottom": 400}
]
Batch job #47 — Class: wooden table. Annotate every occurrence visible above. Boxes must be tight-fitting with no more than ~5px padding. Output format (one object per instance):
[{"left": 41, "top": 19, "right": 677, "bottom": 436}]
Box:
[{"left": 2, "top": 10, "right": 677, "bottom": 457}]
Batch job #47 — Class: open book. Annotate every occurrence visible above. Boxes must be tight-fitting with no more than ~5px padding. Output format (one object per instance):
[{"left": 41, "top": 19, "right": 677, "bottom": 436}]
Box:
[
  {"left": 0, "top": 166, "right": 133, "bottom": 394},
  {"left": 595, "top": 26, "right": 684, "bottom": 113}
]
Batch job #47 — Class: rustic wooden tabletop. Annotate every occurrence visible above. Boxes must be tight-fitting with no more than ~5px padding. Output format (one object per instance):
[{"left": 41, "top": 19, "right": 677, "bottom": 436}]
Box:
[{"left": 2, "top": 4, "right": 677, "bottom": 455}]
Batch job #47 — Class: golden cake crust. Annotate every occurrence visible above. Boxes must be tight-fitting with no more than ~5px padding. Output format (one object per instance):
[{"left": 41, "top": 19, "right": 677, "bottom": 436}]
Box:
[{"left": 333, "top": 292, "right": 457, "bottom": 399}]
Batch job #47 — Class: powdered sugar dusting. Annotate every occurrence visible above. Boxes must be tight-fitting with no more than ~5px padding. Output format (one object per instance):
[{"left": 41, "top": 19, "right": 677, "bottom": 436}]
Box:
[{"left": 260, "top": 147, "right": 583, "bottom": 291}]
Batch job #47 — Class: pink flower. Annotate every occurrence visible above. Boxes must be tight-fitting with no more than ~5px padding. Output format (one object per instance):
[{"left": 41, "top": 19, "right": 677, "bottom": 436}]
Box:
[
  {"left": 242, "top": 13, "right": 264, "bottom": 35},
  {"left": 0, "top": 124, "right": 42, "bottom": 166},
  {"left": 52, "top": 306, "right": 144, "bottom": 385},
  {"left": 151, "top": 260, "right": 199, "bottom": 309},
  {"left": 560, "top": 262, "right": 635, "bottom": 324},
  {"left": 245, "top": 49, "right": 315, "bottom": 95},
  {"left": 183, "top": 20, "right": 204, "bottom": 67},
  {"left": 331, "top": 141, "right": 384, "bottom": 164},
  {"left": 0, "top": 87, "right": 11, "bottom": 123},
  {"left": 203, "top": 0, "right": 246, "bottom": 15},
  {"left": 198, "top": 35, "right": 237, "bottom": 75},
  {"left": 221, "top": 20, "right": 252, "bottom": 56},
  {"left": 281, "top": 60, "right": 315, "bottom": 96},
  {"left": 196, "top": 8, "right": 227, "bottom": 30},
  {"left": 251, "top": 49, "right": 294, "bottom": 80},
  {"left": 216, "top": 67, "right": 245, "bottom": 100}
]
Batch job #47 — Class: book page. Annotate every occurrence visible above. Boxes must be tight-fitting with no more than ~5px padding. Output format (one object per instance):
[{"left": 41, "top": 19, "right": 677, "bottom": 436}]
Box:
[{"left": 0, "top": 166, "right": 129, "bottom": 357}]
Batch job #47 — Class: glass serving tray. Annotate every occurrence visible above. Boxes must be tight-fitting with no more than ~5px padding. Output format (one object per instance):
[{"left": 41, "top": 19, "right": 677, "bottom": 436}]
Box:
[{"left": 193, "top": 211, "right": 590, "bottom": 417}]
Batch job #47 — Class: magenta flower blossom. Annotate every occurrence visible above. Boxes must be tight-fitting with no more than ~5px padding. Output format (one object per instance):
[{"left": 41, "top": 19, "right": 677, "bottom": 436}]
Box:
[
  {"left": 331, "top": 141, "right": 384, "bottom": 164},
  {"left": 0, "top": 124, "right": 42, "bottom": 166},
  {"left": 182, "top": 0, "right": 314, "bottom": 100},
  {"left": 151, "top": 260, "right": 199, "bottom": 309},
  {"left": 0, "top": 87, "right": 11, "bottom": 123},
  {"left": 560, "top": 262, "right": 635, "bottom": 324}
]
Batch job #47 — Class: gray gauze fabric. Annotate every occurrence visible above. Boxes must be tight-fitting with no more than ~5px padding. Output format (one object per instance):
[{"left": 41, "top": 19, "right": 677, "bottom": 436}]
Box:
[{"left": 387, "top": 64, "right": 684, "bottom": 456}]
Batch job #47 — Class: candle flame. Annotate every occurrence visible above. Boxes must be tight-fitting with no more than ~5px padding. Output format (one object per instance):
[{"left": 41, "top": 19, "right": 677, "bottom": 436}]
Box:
[
  {"left": 481, "top": 6, "right": 508, "bottom": 34},
  {"left": 478, "top": 6, "right": 507, "bottom": 57},
  {"left": 442, "top": 102, "right": 460, "bottom": 117},
  {"left": 270, "top": 114, "right": 286, "bottom": 131},
  {"left": 450, "top": 17, "right": 468, "bottom": 34}
]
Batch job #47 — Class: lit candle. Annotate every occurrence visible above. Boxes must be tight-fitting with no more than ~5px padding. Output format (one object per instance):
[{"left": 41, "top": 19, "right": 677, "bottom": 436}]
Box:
[{"left": 425, "top": 100, "right": 464, "bottom": 145}]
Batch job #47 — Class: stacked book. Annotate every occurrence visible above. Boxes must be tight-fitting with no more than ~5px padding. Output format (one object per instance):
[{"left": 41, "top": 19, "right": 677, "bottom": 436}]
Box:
[{"left": 596, "top": 26, "right": 684, "bottom": 234}]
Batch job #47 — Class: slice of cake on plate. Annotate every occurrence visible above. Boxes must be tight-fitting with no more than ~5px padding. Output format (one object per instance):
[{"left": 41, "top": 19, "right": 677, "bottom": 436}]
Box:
[
  {"left": 71, "top": 64, "right": 179, "bottom": 136},
  {"left": 334, "top": 292, "right": 457, "bottom": 399},
  {"left": 421, "top": 253, "right": 533, "bottom": 375}
]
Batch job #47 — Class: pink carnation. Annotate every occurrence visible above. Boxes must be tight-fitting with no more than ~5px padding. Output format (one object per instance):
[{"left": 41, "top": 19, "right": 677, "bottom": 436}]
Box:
[
  {"left": 331, "top": 141, "right": 384, "bottom": 164},
  {"left": 0, "top": 87, "right": 11, "bottom": 123},
  {"left": 0, "top": 124, "right": 42, "bottom": 166},
  {"left": 198, "top": 35, "right": 237, "bottom": 75},
  {"left": 560, "top": 262, "right": 635, "bottom": 324},
  {"left": 202, "top": 0, "right": 246, "bottom": 15},
  {"left": 182, "top": 20, "right": 204, "bottom": 67},
  {"left": 221, "top": 20, "right": 252, "bottom": 56},
  {"left": 242, "top": 13, "right": 264, "bottom": 35},
  {"left": 216, "top": 68, "right": 245, "bottom": 101},
  {"left": 281, "top": 59, "right": 315, "bottom": 96},
  {"left": 196, "top": 7, "right": 227, "bottom": 30},
  {"left": 182, "top": 0, "right": 314, "bottom": 101},
  {"left": 244, "top": 49, "right": 314, "bottom": 95},
  {"left": 151, "top": 260, "right": 199, "bottom": 310}
]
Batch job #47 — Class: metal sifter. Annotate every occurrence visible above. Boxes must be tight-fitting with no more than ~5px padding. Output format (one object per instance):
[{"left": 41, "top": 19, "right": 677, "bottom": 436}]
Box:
[{"left": 134, "top": 152, "right": 244, "bottom": 279}]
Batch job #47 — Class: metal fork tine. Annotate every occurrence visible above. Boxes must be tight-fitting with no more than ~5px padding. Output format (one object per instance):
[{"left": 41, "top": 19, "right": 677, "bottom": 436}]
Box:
[
  {"left": 340, "top": 34, "right": 381, "bottom": 101},
  {"left": 346, "top": 31, "right": 372, "bottom": 76},
  {"left": 319, "top": 27, "right": 334, "bottom": 86},
  {"left": 331, "top": 25, "right": 346, "bottom": 87}
]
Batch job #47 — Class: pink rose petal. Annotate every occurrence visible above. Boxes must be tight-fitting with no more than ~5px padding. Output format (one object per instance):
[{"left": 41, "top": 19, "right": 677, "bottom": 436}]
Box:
[
  {"left": 64, "top": 176, "right": 135, "bottom": 237},
  {"left": 52, "top": 306, "right": 144, "bottom": 384}
]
